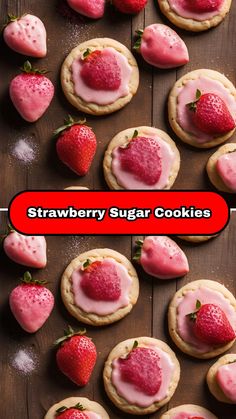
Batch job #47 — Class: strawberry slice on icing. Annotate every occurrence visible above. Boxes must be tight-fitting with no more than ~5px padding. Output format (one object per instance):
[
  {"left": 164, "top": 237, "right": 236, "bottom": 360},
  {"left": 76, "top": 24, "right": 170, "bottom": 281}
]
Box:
[
  {"left": 118, "top": 347, "right": 162, "bottom": 395},
  {"left": 216, "top": 361, "right": 236, "bottom": 402},
  {"left": 67, "top": 0, "right": 105, "bottom": 18},
  {"left": 80, "top": 260, "right": 121, "bottom": 301},
  {"left": 186, "top": 0, "right": 223, "bottom": 13},
  {"left": 80, "top": 49, "right": 121, "bottom": 91},
  {"left": 118, "top": 136, "right": 162, "bottom": 185},
  {"left": 216, "top": 151, "right": 236, "bottom": 192}
]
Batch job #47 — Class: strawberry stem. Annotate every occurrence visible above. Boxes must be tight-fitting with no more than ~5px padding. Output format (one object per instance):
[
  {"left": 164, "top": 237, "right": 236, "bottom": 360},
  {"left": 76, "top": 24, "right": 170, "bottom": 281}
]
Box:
[
  {"left": 133, "top": 30, "right": 144, "bottom": 50},
  {"left": 20, "top": 61, "right": 48, "bottom": 75},
  {"left": 186, "top": 299, "right": 202, "bottom": 321},
  {"left": 20, "top": 271, "right": 47, "bottom": 286},
  {"left": 83, "top": 259, "right": 92, "bottom": 270},
  {"left": 186, "top": 89, "right": 202, "bottom": 112},
  {"left": 132, "top": 340, "right": 138, "bottom": 350},
  {"left": 54, "top": 325, "right": 86, "bottom": 346},
  {"left": 133, "top": 239, "right": 143, "bottom": 261},
  {"left": 56, "top": 402, "right": 85, "bottom": 415},
  {"left": 132, "top": 129, "right": 139, "bottom": 139},
  {"left": 83, "top": 48, "right": 92, "bottom": 59},
  {"left": 53, "top": 115, "right": 87, "bottom": 139}
]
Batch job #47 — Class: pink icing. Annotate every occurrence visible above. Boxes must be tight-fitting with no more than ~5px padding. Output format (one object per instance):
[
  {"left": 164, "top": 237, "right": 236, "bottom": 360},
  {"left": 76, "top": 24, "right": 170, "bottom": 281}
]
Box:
[
  {"left": 112, "top": 133, "right": 175, "bottom": 189},
  {"left": 111, "top": 345, "right": 174, "bottom": 407},
  {"left": 172, "top": 413, "right": 210, "bottom": 419},
  {"left": 216, "top": 361, "right": 236, "bottom": 402},
  {"left": 84, "top": 413, "right": 101, "bottom": 419},
  {"left": 216, "top": 151, "right": 236, "bottom": 192},
  {"left": 168, "top": 0, "right": 223, "bottom": 21},
  {"left": 177, "top": 286, "right": 236, "bottom": 353},
  {"left": 140, "top": 24, "right": 189, "bottom": 69},
  {"left": 72, "top": 258, "right": 132, "bottom": 315},
  {"left": 177, "top": 76, "right": 236, "bottom": 143},
  {"left": 71, "top": 47, "right": 132, "bottom": 105}
]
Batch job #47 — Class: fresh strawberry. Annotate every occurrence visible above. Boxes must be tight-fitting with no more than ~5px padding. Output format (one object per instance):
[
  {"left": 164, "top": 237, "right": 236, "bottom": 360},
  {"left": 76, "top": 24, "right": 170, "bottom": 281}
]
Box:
[
  {"left": 3, "top": 14, "right": 47, "bottom": 57},
  {"left": 67, "top": 0, "right": 105, "bottom": 18},
  {"left": 112, "top": 0, "right": 147, "bottom": 14},
  {"left": 80, "top": 259, "right": 121, "bottom": 301},
  {"left": 55, "top": 116, "right": 97, "bottom": 176},
  {"left": 188, "top": 301, "right": 236, "bottom": 345},
  {"left": 9, "top": 272, "right": 54, "bottom": 333},
  {"left": 80, "top": 49, "right": 121, "bottom": 91},
  {"left": 56, "top": 402, "right": 89, "bottom": 418},
  {"left": 55, "top": 326, "right": 97, "bottom": 386},
  {"left": 187, "top": 90, "right": 235, "bottom": 136},
  {"left": 118, "top": 133, "right": 162, "bottom": 185},
  {"left": 10, "top": 61, "right": 54, "bottom": 122},
  {"left": 3, "top": 226, "right": 47, "bottom": 268},
  {"left": 187, "top": 0, "right": 222, "bottom": 13},
  {"left": 118, "top": 341, "right": 162, "bottom": 395},
  {"left": 134, "top": 24, "right": 189, "bottom": 69},
  {"left": 134, "top": 236, "right": 189, "bottom": 279}
]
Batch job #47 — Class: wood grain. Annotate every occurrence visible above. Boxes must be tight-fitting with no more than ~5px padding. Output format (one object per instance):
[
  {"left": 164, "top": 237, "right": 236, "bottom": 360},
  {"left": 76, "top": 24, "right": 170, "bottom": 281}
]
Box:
[{"left": 0, "top": 1, "right": 236, "bottom": 418}]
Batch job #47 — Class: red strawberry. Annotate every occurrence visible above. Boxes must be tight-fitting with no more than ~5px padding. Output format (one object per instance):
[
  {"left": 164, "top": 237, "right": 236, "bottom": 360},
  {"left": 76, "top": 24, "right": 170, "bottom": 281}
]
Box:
[
  {"left": 56, "top": 402, "right": 89, "bottom": 419},
  {"left": 118, "top": 342, "right": 162, "bottom": 395},
  {"left": 10, "top": 61, "right": 54, "bottom": 122},
  {"left": 3, "top": 13, "right": 47, "bottom": 57},
  {"left": 55, "top": 116, "right": 97, "bottom": 176},
  {"left": 118, "top": 134, "right": 162, "bottom": 185},
  {"left": 188, "top": 301, "right": 236, "bottom": 345},
  {"left": 187, "top": 90, "right": 235, "bottom": 136},
  {"left": 55, "top": 326, "right": 97, "bottom": 386},
  {"left": 187, "top": 0, "right": 222, "bottom": 13},
  {"left": 9, "top": 272, "right": 54, "bottom": 333},
  {"left": 3, "top": 226, "right": 47, "bottom": 268},
  {"left": 81, "top": 49, "right": 121, "bottom": 91},
  {"left": 80, "top": 259, "right": 121, "bottom": 301},
  {"left": 112, "top": 0, "right": 147, "bottom": 14}
]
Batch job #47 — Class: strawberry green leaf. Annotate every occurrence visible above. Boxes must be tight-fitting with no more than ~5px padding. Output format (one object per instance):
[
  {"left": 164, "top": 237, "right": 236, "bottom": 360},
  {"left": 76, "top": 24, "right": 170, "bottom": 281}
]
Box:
[
  {"left": 196, "top": 89, "right": 202, "bottom": 100},
  {"left": 83, "top": 48, "right": 91, "bottom": 59},
  {"left": 54, "top": 326, "right": 87, "bottom": 346},
  {"left": 133, "top": 239, "right": 143, "bottom": 261},
  {"left": 21, "top": 271, "right": 47, "bottom": 286},
  {"left": 20, "top": 61, "right": 48, "bottom": 75},
  {"left": 53, "top": 115, "right": 87, "bottom": 139},
  {"left": 196, "top": 299, "right": 201, "bottom": 310},
  {"left": 132, "top": 130, "right": 138, "bottom": 139},
  {"left": 132, "top": 340, "right": 138, "bottom": 350},
  {"left": 83, "top": 259, "right": 92, "bottom": 269},
  {"left": 133, "top": 29, "right": 144, "bottom": 50}
]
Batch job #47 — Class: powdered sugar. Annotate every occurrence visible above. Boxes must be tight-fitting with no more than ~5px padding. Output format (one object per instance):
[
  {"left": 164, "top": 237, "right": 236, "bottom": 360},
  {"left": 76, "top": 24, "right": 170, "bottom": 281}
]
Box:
[
  {"left": 11, "top": 347, "right": 38, "bottom": 375},
  {"left": 10, "top": 137, "right": 38, "bottom": 165}
]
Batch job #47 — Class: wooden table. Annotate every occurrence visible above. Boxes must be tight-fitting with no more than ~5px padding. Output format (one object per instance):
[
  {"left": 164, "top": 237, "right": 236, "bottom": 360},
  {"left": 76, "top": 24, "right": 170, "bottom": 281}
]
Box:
[{"left": 0, "top": 1, "right": 235, "bottom": 418}]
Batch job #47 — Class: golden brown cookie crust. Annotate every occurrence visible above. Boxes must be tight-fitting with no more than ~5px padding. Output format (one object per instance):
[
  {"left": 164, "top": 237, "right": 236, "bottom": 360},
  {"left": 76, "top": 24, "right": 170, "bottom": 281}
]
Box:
[
  {"left": 103, "top": 126, "right": 180, "bottom": 190},
  {"left": 64, "top": 186, "right": 89, "bottom": 190},
  {"left": 177, "top": 235, "right": 217, "bottom": 243},
  {"left": 207, "top": 143, "right": 236, "bottom": 193},
  {"left": 160, "top": 404, "right": 218, "bottom": 419},
  {"left": 158, "top": 0, "right": 232, "bottom": 32},
  {"left": 168, "top": 279, "right": 236, "bottom": 359},
  {"left": 207, "top": 353, "right": 236, "bottom": 404},
  {"left": 44, "top": 397, "right": 110, "bottom": 419},
  {"left": 168, "top": 69, "right": 236, "bottom": 148},
  {"left": 61, "top": 248, "right": 139, "bottom": 326},
  {"left": 61, "top": 38, "right": 139, "bottom": 116},
  {"left": 103, "top": 337, "right": 180, "bottom": 415}
]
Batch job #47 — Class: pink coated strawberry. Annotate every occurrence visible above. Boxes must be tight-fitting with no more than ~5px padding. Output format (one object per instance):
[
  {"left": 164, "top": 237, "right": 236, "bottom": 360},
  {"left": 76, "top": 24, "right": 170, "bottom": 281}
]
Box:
[
  {"left": 187, "top": 0, "right": 222, "bottom": 13},
  {"left": 55, "top": 116, "right": 97, "bottom": 176},
  {"left": 187, "top": 90, "right": 235, "bottom": 136},
  {"left": 118, "top": 134, "right": 162, "bottom": 185},
  {"left": 3, "top": 227, "right": 47, "bottom": 268},
  {"left": 216, "top": 151, "right": 236, "bottom": 192},
  {"left": 67, "top": 0, "right": 105, "bottom": 18},
  {"left": 135, "top": 24, "right": 189, "bottom": 69},
  {"left": 9, "top": 272, "right": 54, "bottom": 333},
  {"left": 188, "top": 301, "right": 236, "bottom": 345},
  {"left": 3, "top": 14, "right": 47, "bottom": 57},
  {"left": 55, "top": 326, "right": 97, "bottom": 386},
  {"left": 113, "top": 0, "right": 147, "bottom": 14},
  {"left": 134, "top": 236, "right": 189, "bottom": 279},
  {"left": 118, "top": 342, "right": 162, "bottom": 395},
  {"left": 81, "top": 49, "right": 121, "bottom": 91},
  {"left": 10, "top": 61, "right": 54, "bottom": 122},
  {"left": 56, "top": 402, "right": 89, "bottom": 419},
  {"left": 80, "top": 259, "right": 121, "bottom": 301}
]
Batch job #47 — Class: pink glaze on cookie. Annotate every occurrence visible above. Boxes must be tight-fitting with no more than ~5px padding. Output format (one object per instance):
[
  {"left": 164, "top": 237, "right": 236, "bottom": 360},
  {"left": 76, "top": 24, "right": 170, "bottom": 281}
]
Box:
[
  {"left": 140, "top": 24, "right": 189, "bottom": 69},
  {"left": 216, "top": 151, "right": 236, "bottom": 192},
  {"left": 111, "top": 345, "right": 174, "bottom": 407},
  {"left": 71, "top": 47, "right": 132, "bottom": 105},
  {"left": 177, "top": 76, "right": 236, "bottom": 143},
  {"left": 72, "top": 258, "right": 132, "bottom": 315},
  {"left": 83, "top": 413, "right": 101, "bottom": 419},
  {"left": 172, "top": 412, "right": 208, "bottom": 419},
  {"left": 177, "top": 286, "right": 236, "bottom": 353},
  {"left": 216, "top": 361, "right": 236, "bottom": 402},
  {"left": 168, "top": 0, "right": 223, "bottom": 21},
  {"left": 112, "top": 134, "right": 175, "bottom": 189}
]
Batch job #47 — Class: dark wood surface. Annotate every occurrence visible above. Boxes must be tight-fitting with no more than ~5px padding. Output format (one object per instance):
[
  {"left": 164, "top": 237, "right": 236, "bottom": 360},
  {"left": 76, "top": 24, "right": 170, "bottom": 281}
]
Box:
[{"left": 0, "top": 1, "right": 236, "bottom": 419}]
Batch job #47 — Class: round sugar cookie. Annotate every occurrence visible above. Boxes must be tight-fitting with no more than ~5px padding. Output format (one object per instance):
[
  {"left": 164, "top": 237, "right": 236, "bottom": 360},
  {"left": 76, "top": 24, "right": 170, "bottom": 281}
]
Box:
[
  {"left": 103, "top": 336, "right": 180, "bottom": 415},
  {"left": 61, "top": 248, "right": 139, "bottom": 326},
  {"left": 44, "top": 396, "right": 110, "bottom": 418},
  {"left": 207, "top": 353, "right": 236, "bottom": 404},
  {"left": 168, "top": 69, "right": 236, "bottom": 148},
  {"left": 168, "top": 279, "right": 236, "bottom": 359},
  {"left": 61, "top": 38, "right": 139, "bottom": 115},
  {"left": 160, "top": 404, "right": 218, "bottom": 419},
  {"left": 177, "top": 235, "right": 217, "bottom": 243},
  {"left": 103, "top": 126, "right": 180, "bottom": 190},
  {"left": 207, "top": 143, "right": 236, "bottom": 193},
  {"left": 157, "top": 0, "right": 232, "bottom": 32}
]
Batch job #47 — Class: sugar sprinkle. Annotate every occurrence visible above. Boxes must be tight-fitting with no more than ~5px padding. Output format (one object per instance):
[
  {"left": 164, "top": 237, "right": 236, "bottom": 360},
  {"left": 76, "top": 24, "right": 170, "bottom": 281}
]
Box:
[
  {"left": 11, "top": 348, "right": 38, "bottom": 375},
  {"left": 11, "top": 137, "right": 37, "bottom": 165}
]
